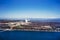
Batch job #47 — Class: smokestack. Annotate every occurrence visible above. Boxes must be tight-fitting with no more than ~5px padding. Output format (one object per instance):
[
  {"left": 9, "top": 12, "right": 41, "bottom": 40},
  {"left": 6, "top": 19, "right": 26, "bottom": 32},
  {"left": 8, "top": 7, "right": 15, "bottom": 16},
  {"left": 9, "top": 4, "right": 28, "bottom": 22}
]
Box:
[{"left": 25, "top": 19, "right": 28, "bottom": 23}]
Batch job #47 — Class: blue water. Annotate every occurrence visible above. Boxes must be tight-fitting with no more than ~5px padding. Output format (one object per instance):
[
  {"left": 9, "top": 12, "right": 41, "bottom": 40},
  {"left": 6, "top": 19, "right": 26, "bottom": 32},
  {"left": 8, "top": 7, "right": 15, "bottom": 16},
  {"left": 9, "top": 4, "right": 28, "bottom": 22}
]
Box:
[{"left": 0, "top": 31, "right": 60, "bottom": 40}]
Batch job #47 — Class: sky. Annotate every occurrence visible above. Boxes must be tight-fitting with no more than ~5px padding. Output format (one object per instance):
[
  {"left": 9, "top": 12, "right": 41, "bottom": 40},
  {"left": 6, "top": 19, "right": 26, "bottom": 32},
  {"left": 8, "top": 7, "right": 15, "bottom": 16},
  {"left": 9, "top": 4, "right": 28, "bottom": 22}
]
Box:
[{"left": 0, "top": 0, "right": 60, "bottom": 19}]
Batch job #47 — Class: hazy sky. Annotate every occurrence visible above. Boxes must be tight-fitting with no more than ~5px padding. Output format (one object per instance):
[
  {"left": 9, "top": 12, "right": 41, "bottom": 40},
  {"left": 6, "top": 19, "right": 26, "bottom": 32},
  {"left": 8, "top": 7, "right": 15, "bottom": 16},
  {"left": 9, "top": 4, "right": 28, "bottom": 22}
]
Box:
[{"left": 0, "top": 0, "right": 60, "bottom": 19}]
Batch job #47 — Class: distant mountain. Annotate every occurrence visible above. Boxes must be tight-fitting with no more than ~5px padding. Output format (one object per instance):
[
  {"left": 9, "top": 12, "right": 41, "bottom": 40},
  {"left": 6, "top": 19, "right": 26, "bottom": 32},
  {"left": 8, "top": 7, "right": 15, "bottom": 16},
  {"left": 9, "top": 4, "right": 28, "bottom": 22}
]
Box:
[
  {"left": 29, "top": 18, "right": 60, "bottom": 22},
  {"left": 0, "top": 18, "right": 60, "bottom": 22}
]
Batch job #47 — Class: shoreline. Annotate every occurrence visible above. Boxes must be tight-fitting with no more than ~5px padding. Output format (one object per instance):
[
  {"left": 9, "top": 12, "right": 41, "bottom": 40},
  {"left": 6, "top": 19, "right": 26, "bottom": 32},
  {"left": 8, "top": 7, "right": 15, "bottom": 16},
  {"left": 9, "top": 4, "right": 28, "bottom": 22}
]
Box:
[{"left": 0, "top": 29, "right": 60, "bottom": 32}]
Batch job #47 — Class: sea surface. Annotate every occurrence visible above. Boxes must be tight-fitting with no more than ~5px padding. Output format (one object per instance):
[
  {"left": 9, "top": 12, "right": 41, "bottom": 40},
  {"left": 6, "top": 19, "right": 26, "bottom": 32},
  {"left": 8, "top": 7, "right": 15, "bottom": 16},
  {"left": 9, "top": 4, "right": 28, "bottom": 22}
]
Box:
[{"left": 0, "top": 30, "right": 60, "bottom": 40}]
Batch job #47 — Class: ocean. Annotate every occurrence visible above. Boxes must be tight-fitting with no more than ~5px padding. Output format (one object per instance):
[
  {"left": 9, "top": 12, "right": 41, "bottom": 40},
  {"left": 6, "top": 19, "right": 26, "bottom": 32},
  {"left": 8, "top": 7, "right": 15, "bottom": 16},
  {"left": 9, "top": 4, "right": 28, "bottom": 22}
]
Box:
[{"left": 0, "top": 31, "right": 60, "bottom": 40}]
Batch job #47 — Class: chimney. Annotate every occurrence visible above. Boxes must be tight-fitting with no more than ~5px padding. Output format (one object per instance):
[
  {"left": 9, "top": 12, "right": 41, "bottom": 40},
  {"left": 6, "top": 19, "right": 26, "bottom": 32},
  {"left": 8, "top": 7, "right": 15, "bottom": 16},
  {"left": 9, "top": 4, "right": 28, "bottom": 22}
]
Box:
[{"left": 25, "top": 19, "right": 28, "bottom": 23}]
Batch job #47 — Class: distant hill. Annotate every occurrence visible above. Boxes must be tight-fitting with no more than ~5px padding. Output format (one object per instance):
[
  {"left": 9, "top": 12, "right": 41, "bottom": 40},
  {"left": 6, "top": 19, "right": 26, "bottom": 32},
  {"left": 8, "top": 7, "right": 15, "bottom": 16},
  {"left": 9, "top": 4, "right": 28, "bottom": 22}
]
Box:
[
  {"left": 29, "top": 18, "right": 60, "bottom": 22},
  {"left": 0, "top": 18, "right": 60, "bottom": 22}
]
